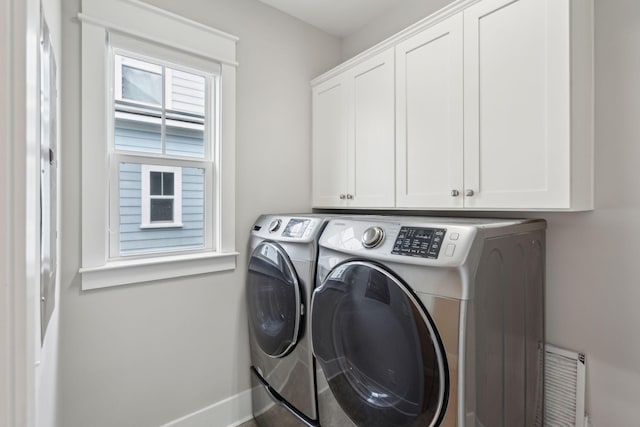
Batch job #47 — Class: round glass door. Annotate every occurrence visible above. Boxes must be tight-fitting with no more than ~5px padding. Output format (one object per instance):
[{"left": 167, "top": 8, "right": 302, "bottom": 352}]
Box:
[
  {"left": 311, "top": 261, "right": 448, "bottom": 427},
  {"left": 247, "top": 242, "right": 301, "bottom": 358}
]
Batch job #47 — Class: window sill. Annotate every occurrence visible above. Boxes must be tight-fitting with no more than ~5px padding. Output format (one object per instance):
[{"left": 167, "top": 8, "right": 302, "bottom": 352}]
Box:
[
  {"left": 139, "top": 223, "right": 184, "bottom": 229},
  {"left": 79, "top": 251, "right": 238, "bottom": 291}
]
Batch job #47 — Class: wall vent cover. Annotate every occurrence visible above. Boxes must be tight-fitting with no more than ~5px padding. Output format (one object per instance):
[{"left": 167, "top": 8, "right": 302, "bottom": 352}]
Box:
[{"left": 538, "top": 344, "right": 587, "bottom": 427}]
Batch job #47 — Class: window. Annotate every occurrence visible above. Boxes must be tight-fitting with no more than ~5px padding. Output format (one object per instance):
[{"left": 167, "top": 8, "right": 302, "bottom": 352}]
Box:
[
  {"left": 79, "top": 0, "right": 238, "bottom": 290},
  {"left": 113, "top": 54, "right": 208, "bottom": 157},
  {"left": 110, "top": 51, "right": 212, "bottom": 257},
  {"left": 110, "top": 49, "right": 214, "bottom": 258},
  {"left": 140, "top": 165, "right": 183, "bottom": 228}
]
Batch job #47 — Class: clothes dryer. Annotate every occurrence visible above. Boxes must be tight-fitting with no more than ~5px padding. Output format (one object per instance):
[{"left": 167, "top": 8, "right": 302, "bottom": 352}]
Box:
[
  {"left": 247, "top": 214, "right": 332, "bottom": 427},
  {"left": 310, "top": 216, "right": 546, "bottom": 427}
]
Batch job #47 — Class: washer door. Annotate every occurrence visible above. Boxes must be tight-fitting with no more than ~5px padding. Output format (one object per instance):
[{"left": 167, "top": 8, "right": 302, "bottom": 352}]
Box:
[
  {"left": 311, "top": 261, "right": 448, "bottom": 427},
  {"left": 247, "top": 242, "right": 302, "bottom": 358}
]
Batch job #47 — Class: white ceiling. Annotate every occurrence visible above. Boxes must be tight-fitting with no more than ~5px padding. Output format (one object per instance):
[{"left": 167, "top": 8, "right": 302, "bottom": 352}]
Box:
[{"left": 257, "top": 0, "right": 407, "bottom": 38}]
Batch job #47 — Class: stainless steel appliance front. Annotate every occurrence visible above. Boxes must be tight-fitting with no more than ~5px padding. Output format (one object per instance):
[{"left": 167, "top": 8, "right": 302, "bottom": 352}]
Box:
[
  {"left": 311, "top": 216, "right": 546, "bottom": 426},
  {"left": 247, "top": 214, "right": 332, "bottom": 427}
]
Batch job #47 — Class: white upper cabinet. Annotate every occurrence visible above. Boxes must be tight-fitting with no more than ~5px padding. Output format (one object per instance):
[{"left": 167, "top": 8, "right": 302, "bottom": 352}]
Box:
[
  {"left": 396, "top": 13, "right": 464, "bottom": 209},
  {"left": 312, "top": 78, "right": 348, "bottom": 207},
  {"left": 311, "top": 0, "right": 593, "bottom": 211},
  {"left": 463, "top": 0, "right": 591, "bottom": 210},
  {"left": 312, "top": 48, "right": 395, "bottom": 208}
]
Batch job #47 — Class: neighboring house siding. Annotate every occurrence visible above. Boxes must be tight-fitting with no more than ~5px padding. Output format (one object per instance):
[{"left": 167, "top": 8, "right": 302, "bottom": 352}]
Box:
[
  {"left": 116, "top": 124, "right": 204, "bottom": 157},
  {"left": 115, "top": 123, "right": 162, "bottom": 154},
  {"left": 166, "top": 126, "right": 205, "bottom": 157},
  {"left": 119, "top": 162, "right": 205, "bottom": 254},
  {"left": 168, "top": 68, "right": 205, "bottom": 114}
]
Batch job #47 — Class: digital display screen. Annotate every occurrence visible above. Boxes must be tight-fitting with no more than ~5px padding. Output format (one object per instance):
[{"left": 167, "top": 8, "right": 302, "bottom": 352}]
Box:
[{"left": 282, "top": 219, "right": 311, "bottom": 238}]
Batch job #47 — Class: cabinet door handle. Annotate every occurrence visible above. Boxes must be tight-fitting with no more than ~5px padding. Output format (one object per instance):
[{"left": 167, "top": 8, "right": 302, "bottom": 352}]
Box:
[
  {"left": 451, "top": 189, "right": 460, "bottom": 197},
  {"left": 465, "top": 189, "right": 475, "bottom": 197},
  {"left": 346, "top": 194, "right": 354, "bottom": 200},
  {"left": 339, "top": 194, "right": 346, "bottom": 200}
]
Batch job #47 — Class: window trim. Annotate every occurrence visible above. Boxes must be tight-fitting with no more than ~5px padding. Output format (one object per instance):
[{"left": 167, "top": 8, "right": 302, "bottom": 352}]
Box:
[
  {"left": 79, "top": 0, "right": 238, "bottom": 290},
  {"left": 140, "top": 164, "right": 183, "bottom": 228}
]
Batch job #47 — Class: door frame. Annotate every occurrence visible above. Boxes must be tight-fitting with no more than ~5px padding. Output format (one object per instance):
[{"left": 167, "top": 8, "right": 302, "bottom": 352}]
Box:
[{"left": 2, "top": 0, "right": 41, "bottom": 425}]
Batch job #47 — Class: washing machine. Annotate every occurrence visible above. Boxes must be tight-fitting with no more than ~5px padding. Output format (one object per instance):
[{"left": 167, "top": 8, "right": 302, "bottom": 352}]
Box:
[
  {"left": 247, "top": 214, "right": 333, "bottom": 427},
  {"left": 310, "top": 216, "right": 546, "bottom": 427}
]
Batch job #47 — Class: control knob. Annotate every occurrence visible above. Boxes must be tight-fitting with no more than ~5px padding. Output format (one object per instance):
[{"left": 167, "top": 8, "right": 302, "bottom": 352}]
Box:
[
  {"left": 268, "top": 219, "right": 282, "bottom": 233},
  {"left": 362, "top": 226, "right": 385, "bottom": 249}
]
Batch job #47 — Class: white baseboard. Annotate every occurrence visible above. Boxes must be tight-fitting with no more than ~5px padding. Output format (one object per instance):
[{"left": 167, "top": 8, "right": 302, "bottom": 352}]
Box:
[{"left": 160, "top": 389, "right": 253, "bottom": 427}]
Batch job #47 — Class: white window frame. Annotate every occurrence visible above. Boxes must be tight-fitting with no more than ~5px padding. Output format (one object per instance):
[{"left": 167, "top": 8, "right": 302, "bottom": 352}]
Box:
[
  {"left": 112, "top": 47, "right": 211, "bottom": 159},
  {"left": 78, "top": 0, "right": 238, "bottom": 290},
  {"left": 108, "top": 43, "right": 215, "bottom": 259},
  {"left": 140, "top": 164, "right": 183, "bottom": 228}
]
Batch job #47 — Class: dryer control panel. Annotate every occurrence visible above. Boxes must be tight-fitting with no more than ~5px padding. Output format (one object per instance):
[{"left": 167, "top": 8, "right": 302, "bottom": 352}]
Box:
[
  {"left": 391, "top": 227, "right": 446, "bottom": 259},
  {"left": 319, "top": 217, "right": 480, "bottom": 268}
]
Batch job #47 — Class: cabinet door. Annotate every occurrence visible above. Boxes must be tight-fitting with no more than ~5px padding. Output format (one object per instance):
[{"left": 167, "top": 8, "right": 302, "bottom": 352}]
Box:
[
  {"left": 396, "top": 14, "right": 463, "bottom": 208},
  {"left": 312, "top": 77, "right": 348, "bottom": 207},
  {"left": 348, "top": 48, "right": 395, "bottom": 208},
  {"left": 464, "top": 0, "right": 571, "bottom": 209}
]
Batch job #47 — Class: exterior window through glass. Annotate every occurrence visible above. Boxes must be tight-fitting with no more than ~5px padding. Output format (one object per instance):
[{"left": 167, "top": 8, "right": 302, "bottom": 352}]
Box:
[
  {"left": 121, "top": 63, "right": 162, "bottom": 105},
  {"left": 150, "top": 171, "right": 174, "bottom": 196},
  {"left": 149, "top": 171, "right": 175, "bottom": 222}
]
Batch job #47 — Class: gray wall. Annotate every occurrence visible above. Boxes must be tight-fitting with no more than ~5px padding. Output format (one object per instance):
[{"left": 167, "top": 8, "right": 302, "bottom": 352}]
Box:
[
  {"left": 340, "top": 0, "right": 454, "bottom": 60},
  {"left": 58, "top": 0, "right": 340, "bottom": 426},
  {"left": 341, "top": 0, "right": 640, "bottom": 425}
]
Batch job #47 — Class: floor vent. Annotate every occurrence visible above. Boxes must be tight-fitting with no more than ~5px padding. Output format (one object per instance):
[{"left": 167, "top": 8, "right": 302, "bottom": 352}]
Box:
[{"left": 541, "top": 344, "right": 587, "bottom": 427}]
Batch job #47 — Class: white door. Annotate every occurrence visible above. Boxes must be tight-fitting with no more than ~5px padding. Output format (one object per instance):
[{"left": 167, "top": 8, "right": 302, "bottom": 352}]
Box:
[
  {"left": 312, "top": 76, "right": 348, "bottom": 207},
  {"left": 395, "top": 14, "right": 464, "bottom": 208},
  {"left": 348, "top": 48, "right": 395, "bottom": 208},
  {"left": 463, "top": 0, "right": 571, "bottom": 209}
]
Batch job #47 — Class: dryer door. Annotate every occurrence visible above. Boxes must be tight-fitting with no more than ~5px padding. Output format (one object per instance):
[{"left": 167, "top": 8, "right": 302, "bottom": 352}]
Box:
[
  {"left": 247, "top": 241, "right": 302, "bottom": 358},
  {"left": 311, "top": 261, "right": 448, "bottom": 427}
]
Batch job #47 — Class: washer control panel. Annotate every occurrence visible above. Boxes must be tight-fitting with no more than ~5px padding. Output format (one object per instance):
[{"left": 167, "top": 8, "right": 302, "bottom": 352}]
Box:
[
  {"left": 282, "top": 218, "right": 311, "bottom": 238},
  {"left": 252, "top": 215, "right": 325, "bottom": 242},
  {"left": 391, "top": 227, "right": 446, "bottom": 259}
]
